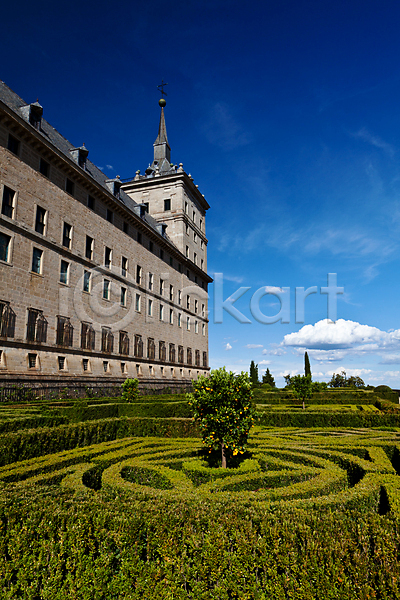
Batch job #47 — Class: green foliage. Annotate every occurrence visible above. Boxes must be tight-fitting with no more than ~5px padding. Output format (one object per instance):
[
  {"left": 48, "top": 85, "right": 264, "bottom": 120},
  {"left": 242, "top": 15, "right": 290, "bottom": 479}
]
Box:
[
  {"left": 121, "top": 378, "right": 139, "bottom": 402},
  {"left": 249, "top": 360, "right": 259, "bottom": 386},
  {"left": 374, "top": 385, "right": 397, "bottom": 401},
  {"left": 304, "top": 351, "right": 311, "bottom": 378},
  {"left": 329, "top": 370, "right": 365, "bottom": 388},
  {"left": 187, "top": 368, "right": 255, "bottom": 465},
  {"left": 312, "top": 380, "right": 328, "bottom": 392},
  {"left": 262, "top": 367, "right": 276, "bottom": 387},
  {"left": 290, "top": 374, "right": 312, "bottom": 409}
]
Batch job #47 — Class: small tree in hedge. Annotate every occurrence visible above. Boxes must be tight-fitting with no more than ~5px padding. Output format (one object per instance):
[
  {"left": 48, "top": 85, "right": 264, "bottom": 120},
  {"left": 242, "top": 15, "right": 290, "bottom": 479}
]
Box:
[
  {"left": 262, "top": 368, "right": 276, "bottom": 387},
  {"left": 304, "top": 352, "right": 311, "bottom": 378},
  {"left": 291, "top": 374, "right": 312, "bottom": 410},
  {"left": 249, "top": 360, "right": 259, "bottom": 386},
  {"left": 188, "top": 367, "right": 255, "bottom": 468},
  {"left": 121, "top": 378, "right": 139, "bottom": 402}
]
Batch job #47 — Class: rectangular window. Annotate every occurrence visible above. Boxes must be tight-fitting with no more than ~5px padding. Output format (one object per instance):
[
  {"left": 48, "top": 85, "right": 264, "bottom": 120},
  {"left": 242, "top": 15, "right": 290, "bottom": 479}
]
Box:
[
  {"left": 201, "top": 259, "right": 204, "bottom": 270},
  {"left": 201, "top": 239, "right": 204, "bottom": 249},
  {"left": 202, "top": 304, "right": 205, "bottom": 317},
  {"left": 121, "top": 287, "right": 127, "bottom": 306},
  {"left": 121, "top": 256, "right": 128, "bottom": 277},
  {"left": 194, "top": 253, "right": 197, "bottom": 265},
  {"left": 59, "top": 260, "right": 69, "bottom": 285},
  {"left": 83, "top": 358, "right": 89, "bottom": 371},
  {"left": 137, "top": 232, "right": 142, "bottom": 244},
  {"left": 186, "top": 295, "right": 190, "bottom": 310},
  {"left": 85, "top": 236, "right": 93, "bottom": 260},
  {"left": 65, "top": 178, "right": 74, "bottom": 196},
  {"left": 123, "top": 221, "right": 128, "bottom": 234},
  {"left": 81, "top": 322, "right": 95, "bottom": 350},
  {"left": 159, "top": 304, "right": 164, "bottom": 321},
  {"left": 7, "top": 134, "right": 20, "bottom": 155},
  {"left": 1, "top": 186, "right": 15, "bottom": 219},
  {"left": 87, "top": 195, "right": 95, "bottom": 210},
  {"left": 187, "top": 347, "right": 192, "bottom": 365},
  {"left": 26, "top": 308, "right": 47, "bottom": 342},
  {"left": 193, "top": 211, "right": 196, "bottom": 223},
  {"left": 186, "top": 245, "right": 189, "bottom": 258},
  {"left": 200, "top": 219, "right": 203, "bottom": 231},
  {"left": 31, "top": 248, "right": 43, "bottom": 274},
  {"left": 160, "top": 249, "right": 164, "bottom": 260},
  {"left": 195, "top": 320, "right": 198, "bottom": 334},
  {"left": 101, "top": 328, "right": 114, "bottom": 353},
  {"left": 103, "top": 361, "right": 109, "bottom": 372},
  {"left": 56, "top": 316, "right": 73, "bottom": 347},
  {"left": 185, "top": 201, "right": 188, "bottom": 214},
  {"left": 136, "top": 265, "right": 142, "bottom": 285},
  {"left": 83, "top": 270, "right": 91, "bottom": 293},
  {"left": 159, "top": 279, "right": 164, "bottom": 295},
  {"left": 0, "top": 300, "right": 16, "bottom": 338},
  {"left": 164, "top": 198, "right": 171, "bottom": 211},
  {"left": 149, "top": 240, "right": 153, "bottom": 252},
  {"left": 121, "top": 362, "right": 126, "bottom": 374},
  {"left": 187, "top": 316, "right": 190, "bottom": 331},
  {"left": 203, "top": 351, "right": 207, "bottom": 367},
  {"left": 148, "top": 299, "right": 153, "bottom": 316},
  {"left": 194, "top": 233, "right": 197, "bottom": 243},
  {"left": 178, "top": 290, "right": 181, "bottom": 305},
  {"left": 58, "top": 356, "right": 66, "bottom": 370},
  {"left": 0, "top": 233, "right": 11, "bottom": 262},
  {"left": 104, "top": 247, "right": 112, "bottom": 268},
  {"left": 106, "top": 209, "right": 113, "bottom": 223},
  {"left": 134, "top": 334, "right": 143, "bottom": 358},
  {"left": 149, "top": 273, "right": 153, "bottom": 291},
  {"left": 119, "top": 331, "right": 130, "bottom": 355},
  {"left": 169, "top": 285, "right": 174, "bottom": 301},
  {"left": 195, "top": 349, "right": 200, "bottom": 367},
  {"left": 35, "top": 206, "right": 46, "bottom": 235},
  {"left": 194, "top": 299, "right": 198, "bottom": 313},
  {"left": 62, "top": 223, "right": 72, "bottom": 248},
  {"left": 185, "top": 223, "right": 189, "bottom": 235},
  {"left": 169, "top": 308, "right": 173, "bottom": 324},
  {"left": 28, "top": 353, "right": 37, "bottom": 369},
  {"left": 39, "top": 158, "right": 49, "bottom": 177},
  {"left": 169, "top": 343, "right": 175, "bottom": 362},
  {"left": 135, "top": 293, "right": 140, "bottom": 312},
  {"left": 178, "top": 313, "right": 182, "bottom": 327},
  {"left": 103, "top": 279, "right": 110, "bottom": 300},
  {"left": 202, "top": 323, "right": 205, "bottom": 336}
]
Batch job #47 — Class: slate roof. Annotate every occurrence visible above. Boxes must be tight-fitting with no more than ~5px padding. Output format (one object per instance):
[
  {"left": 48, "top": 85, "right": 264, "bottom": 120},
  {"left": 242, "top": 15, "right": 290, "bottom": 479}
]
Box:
[{"left": 0, "top": 80, "right": 175, "bottom": 246}]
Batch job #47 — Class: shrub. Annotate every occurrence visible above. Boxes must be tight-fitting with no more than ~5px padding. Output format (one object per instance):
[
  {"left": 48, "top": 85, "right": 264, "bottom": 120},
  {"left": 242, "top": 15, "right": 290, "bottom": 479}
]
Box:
[
  {"left": 187, "top": 367, "right": 255, "bottom": 468},
  {"left": 121, "top": 378, "right": 139, "bottom": 403}
]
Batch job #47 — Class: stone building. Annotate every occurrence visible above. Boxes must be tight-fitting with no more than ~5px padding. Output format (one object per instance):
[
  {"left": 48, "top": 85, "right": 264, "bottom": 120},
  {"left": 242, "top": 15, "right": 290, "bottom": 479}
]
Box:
[{"left": 0, "top": 81, "right": 211, "bottom": 389}]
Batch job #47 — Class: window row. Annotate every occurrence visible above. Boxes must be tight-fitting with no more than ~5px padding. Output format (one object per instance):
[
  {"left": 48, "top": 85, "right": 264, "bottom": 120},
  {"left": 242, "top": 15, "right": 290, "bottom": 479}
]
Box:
[
  {"left": 1, "top": 183, "right": 206, "bottom": 281},
  {"left": 0, "top": 303, "right": 207, "bottom": 366}
]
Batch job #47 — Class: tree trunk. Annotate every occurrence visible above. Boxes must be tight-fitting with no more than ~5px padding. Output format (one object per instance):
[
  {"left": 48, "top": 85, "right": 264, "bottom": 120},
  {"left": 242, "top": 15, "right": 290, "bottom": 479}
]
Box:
[{"left": 221, "top": 443, "right": 227, "bottom": 468}]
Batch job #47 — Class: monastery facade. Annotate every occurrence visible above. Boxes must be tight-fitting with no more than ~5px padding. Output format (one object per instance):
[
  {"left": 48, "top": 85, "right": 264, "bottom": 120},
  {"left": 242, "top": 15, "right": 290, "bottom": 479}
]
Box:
[{"left": 0, "top": 82, "right": 211, "bottom": 388}]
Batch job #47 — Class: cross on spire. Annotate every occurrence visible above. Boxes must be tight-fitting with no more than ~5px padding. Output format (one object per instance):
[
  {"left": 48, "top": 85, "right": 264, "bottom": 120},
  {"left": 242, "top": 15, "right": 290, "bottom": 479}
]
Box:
[{"left": 157, "top": 79, "right": 168, "bottom": 97}]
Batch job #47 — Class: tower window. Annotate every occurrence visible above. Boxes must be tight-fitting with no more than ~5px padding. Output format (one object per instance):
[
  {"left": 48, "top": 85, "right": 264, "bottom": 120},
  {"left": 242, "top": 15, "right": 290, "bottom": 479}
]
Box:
[
  {"left": 103, "top": 279, "right": 110, "bottom": 300},
  {"left": 87, "top": 195, "right": 95, "bottom": 210},
  {"left": 85, "top": 236, "right": 94, "bottom": 260},
  {"left": 164, "top": 198, "right": 171, "bottom": 211},
  {"left": 65, "top": 178, "right": 74, "bottom": 196},
  {"left": 62, "top": 223, "right": 72, "bottom": 248},
  {"left": 31, "top": 248, "right": 43, "bottom": 274},
  {"left": 39, "top": 158, "right": 50, "bottom": 178},
  {"left": 7, "top": 134, "right": 20, "bottom": 155},
  {"left": 59, "top": 260, "right": 69, "bottom": 285},
  {"left": 0, "top": 233, "right": 11, "bottom": 263},
  {"left": 106, "top": 209, "right": 113, "bottom": 223},
  {"left": 35, "top": 206, "right": 46, "bottom": 235}
]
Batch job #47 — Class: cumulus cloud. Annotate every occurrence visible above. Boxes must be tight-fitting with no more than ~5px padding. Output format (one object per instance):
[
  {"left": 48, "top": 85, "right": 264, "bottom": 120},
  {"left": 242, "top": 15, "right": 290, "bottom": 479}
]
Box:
[
  {"left": 225, "top": 343, "right": 232, "bottom": 351},
  {"left": 245, "top": 344, "right": 263, "bottom": 349},
  {"left": 282, "top": 319, "right": 396, "bottom": 350},
  {"left": 259, "top": 360, "right": 271, "bottom": 365}
]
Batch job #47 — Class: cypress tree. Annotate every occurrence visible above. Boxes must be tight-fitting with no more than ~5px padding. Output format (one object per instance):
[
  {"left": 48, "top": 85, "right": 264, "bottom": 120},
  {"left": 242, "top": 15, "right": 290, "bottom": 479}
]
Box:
[
  {"left": 304, "top": 352, "right": 311, "bottom": 379},
  {"left": 262, "top": 368, "right": 276, "bottom": 387},
  {"left": 249, "top": 360, "right": 259, "bottom": 386}
]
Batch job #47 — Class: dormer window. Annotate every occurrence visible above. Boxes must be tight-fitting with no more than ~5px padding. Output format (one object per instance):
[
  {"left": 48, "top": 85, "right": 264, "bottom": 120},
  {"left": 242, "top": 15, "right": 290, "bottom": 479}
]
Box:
[
  {"left": 70, "top": 145, "right": 89, "bottom": 170},
  {"left": 106, "top": 177, "right": 121, "bottom": 198},
  {"left": 29, "top": 102, "right": 43, "bottom": 130}
]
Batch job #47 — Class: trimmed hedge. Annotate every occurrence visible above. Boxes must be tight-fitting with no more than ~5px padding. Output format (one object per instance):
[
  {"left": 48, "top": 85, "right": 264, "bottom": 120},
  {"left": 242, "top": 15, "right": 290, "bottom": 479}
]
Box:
[
  {"left": 256, "top": 410, "right": 400, "bottom": 428},
  {"left": 253, "top": 389, "right": 394, "bottom": 405}
]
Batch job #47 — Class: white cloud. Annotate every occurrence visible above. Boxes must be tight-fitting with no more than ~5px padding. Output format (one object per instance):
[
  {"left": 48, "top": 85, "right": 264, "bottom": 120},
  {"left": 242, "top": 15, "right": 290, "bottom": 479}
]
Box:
[
  {"left": 225, "top": 343, "right": 232, "bottom": 351},
  {"left": 106, "top": 164, "right": 114, "bottom": 170},
  {"left": 245, "top": 344, "right": 263, "bottom": 349},
  {"left": 259, "top": 359, "right": 271, "bottom": 365},
  {"left": 282, "top": 319, "right": 392, "bottom": 350}
]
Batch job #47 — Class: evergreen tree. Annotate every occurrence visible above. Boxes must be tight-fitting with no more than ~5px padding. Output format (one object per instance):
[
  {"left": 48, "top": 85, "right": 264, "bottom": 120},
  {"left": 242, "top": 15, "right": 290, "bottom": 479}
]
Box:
[
  {"left": 262, "top": 368, "right": 276, "bottom": 387},
  {"left": 304, "top": 352, "right": 311, "bottom": 379},
  {"left": 249, "top": 360, "right": 259, "bottom": 386}
]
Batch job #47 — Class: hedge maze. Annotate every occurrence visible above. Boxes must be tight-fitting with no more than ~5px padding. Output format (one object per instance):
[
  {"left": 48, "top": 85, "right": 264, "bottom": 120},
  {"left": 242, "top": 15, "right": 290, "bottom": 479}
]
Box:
[{"left": 1, "top": 388, "right": 400, "bottom": 598}]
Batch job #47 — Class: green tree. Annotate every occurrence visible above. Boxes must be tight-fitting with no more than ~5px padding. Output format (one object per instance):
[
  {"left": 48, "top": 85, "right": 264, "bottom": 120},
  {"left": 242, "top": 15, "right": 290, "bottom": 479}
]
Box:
[
  {"left": 249, "top": 360, "right": 259, "bottom": 386},
  {"left": 284, "top": 374, "right": 292, "bottom": 387},
  {"left": 187, "top": 368, "right": 255, "bottom": 468},
  {"left": 347, "top": 376, "right": 365, "bottom": 388},
  {"left": 304, "top": 352, "right": 311, "bottom": 379},
  {"left": 121, "top": 378, "right": 139, "bottom": 402},
  {"left": 262, "top": 368, "right": 276, "bottom": 387},
  {"left": 328, "top": 371, "right": 347, "bottom": 388},
  {"left": 291, "top": 374, "right": 312, "bottom": 410}
]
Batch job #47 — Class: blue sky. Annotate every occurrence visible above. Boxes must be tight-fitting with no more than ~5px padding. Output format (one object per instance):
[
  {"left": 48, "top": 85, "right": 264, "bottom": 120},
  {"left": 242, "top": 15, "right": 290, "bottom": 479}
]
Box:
[{"left": 3, "top": 0, "right": 400, "bottom": 387}]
